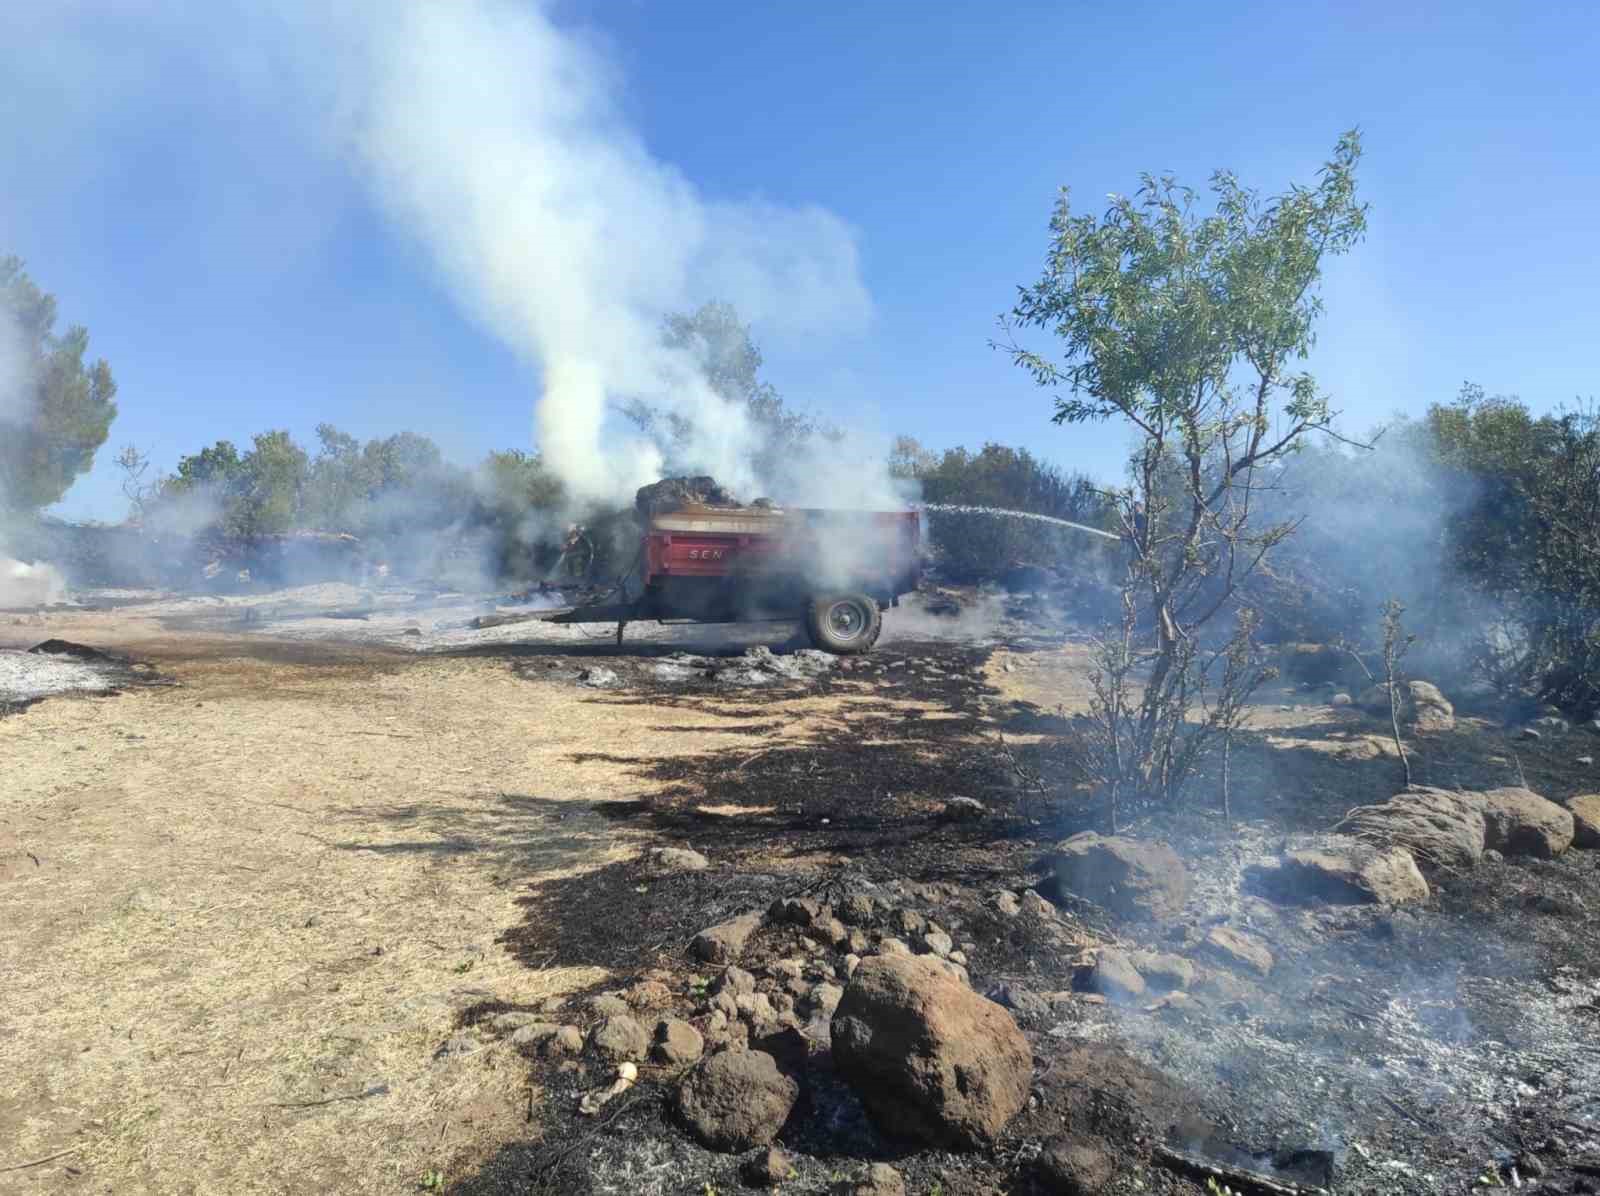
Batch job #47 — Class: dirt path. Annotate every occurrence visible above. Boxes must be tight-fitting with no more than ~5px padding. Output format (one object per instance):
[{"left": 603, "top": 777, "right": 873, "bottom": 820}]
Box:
[{"left": 0, "top": 622, "right": 845, "bottom": 1193}]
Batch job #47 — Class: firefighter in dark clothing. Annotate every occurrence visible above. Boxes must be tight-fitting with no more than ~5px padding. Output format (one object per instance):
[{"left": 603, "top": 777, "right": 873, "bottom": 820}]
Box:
[{"left": 559, "top": 523, "right": 594, "bottom": 583}]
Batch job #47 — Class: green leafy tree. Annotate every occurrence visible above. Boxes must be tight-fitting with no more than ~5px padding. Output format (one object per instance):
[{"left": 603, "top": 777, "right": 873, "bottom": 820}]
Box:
[
  {"left": 0, "top": 255, "right": 118, "bottom": 511},
  {"left": 1002, "top": 131, "right": 1369, "bottom": 812}
]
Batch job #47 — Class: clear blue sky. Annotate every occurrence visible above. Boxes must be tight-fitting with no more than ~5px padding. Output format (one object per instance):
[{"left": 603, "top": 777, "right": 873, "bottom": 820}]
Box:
[{"left": 3, "top": 0, "right": 1596, "bottom": 521}]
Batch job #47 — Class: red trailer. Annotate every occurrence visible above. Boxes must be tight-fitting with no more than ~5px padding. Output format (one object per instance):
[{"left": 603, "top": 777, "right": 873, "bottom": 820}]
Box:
[{"left": 546, "top": 504, "right": 921, "bottom": 653}]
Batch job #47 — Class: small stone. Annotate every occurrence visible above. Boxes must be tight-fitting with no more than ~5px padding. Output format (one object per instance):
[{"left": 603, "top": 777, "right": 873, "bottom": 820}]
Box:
[
  {"left": 806, "top": 982, "right": 845, "bottom": 1018},
  {"left": 1519, "top": 727, "right": 1543, "bottom": 741},
  {"left": 650, "top": 846, "right": 710, "bottom": 871},
  {"left": 543, "top": 1025, "right": 583, "bottom": 1057},
  {"left": 692, "top": 912, "right": 763, "bottom": 964},
  {"left": 434, "top": 1033, "right": 476, "bottom": 1059},
  {"left": 985, "top": 982, "right": 1051, "bottom": 1019},
  {"left": 508, "top": 1022, "right": 560, "bottom": 1047},
  {"left": 785, "top": 976, "right": 812, "bottom": 1001},
  {"left": 491, "top": 1011, "right": 544, "bottom": 1032},
  {"left": 949, "top": 950, "right": 968, "bottom": 966},
  {"left": 846, "top": 928, "right": 871, "bottom": 954},
  {"left": 845, "top": 1162, "right": 906, "bottom": 1195},
  {"left": 711, "top": 965, "right": 757, "bottom": 997},
  {"left": 590, "top": 1015, "right": 650, "bottom": 1063},
  {"left": 735, "top": 991, "right": 778, "bottom": 1028},
  {"left": 768, "top": 959, "right": 805, "bottom": 981},
  {"left": 1578, "top": 756, "right": 1595, "bottom": 766},
  {"left": 707, "top": 1009, "right": 729, "bottom": 1035},
  {"left": 922, "top": 930, "right": 954, "bottom": 958},
  {"left": 876, "top": 936, "right": 912, "bottom": 956},
  {"left": 843, "top": 953, "right": 862, "bottom": 977},
  {"left": 577, "top": 666, "right": 618, "bottom": 687},
  {"left": 769, "top": 896, "right": 824, "bottom": 926},
  {"left": 625, "top": 979, "right": 672, "bottom": 1009},
  {"left": 807, "top": 916, "right": 849, "bottom": 949},
  {"left": 1483, "top": 848, "right": 1505, "bottom": 864},
  {"left": 1035, "top": 1134, "right": 1115, "bottom": 1195},
  {"left": 1127, "top": 951, "right": 1196, "bottom": 992},
  {"left": 990, "top": 890, "right": 1022, "bottom": 917},
  {"left": 1092, "top": 947, "right": 1146, "bottom": 1001},
  {"left": 773, "top": 992, "right": 797, "bottom": 1016},
  {"left": 742, "top": 1146, "right": 796, "bottom": 1187},
  {"left": 1330, "top": 692, "right": 1353, "bottom": 707},
  {"left": 652, "top": 1017, "right": 705, "bottom": 1066},
  {"left": 940, "top": 796, "right": 986, "bottom": 821},
  {"left": 890, "top": 908, "right": 926, "bottom": 937},
  {"left": 1201, "top": 926, "right": 1274, "bottom": 976},
  {"left": 1566, "top": 794, "right": 1600, "bottom": 848},
  {"left": 1019, "top": 890, "right": 1056, "bottom": 920},
  {"left": 839, "top": 893, "right": 878, "bottom": 925},
  {"left": 588, "top": 992, "right": 630, "bottom": 1018}
]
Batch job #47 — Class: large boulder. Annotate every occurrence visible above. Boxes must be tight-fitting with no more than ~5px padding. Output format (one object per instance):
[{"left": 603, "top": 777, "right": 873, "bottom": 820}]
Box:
[
  {"left": 1334, "top": 787, "right": 1488, "bottom": 872},
  {"left": 1565, "top": 794, "right": 1600, "bottom": 849},
  {"left": 1255, "top": 837, "right": 1430, "bottom": 906},
  {"left": 831, "top": 954, "right": 1031, "bottom": 1150},
  {"left": 1476, "top": 787, "right": 1574, "bottom": 858},
  {"left": 1357, "top": 680, "right": 1456, "bottom": 732},
  {"left": 1048, "top": 833, "right": 1190, "bottom": 922},
  {"left": 676, "top": 1049, "right": 799, "bottom": 1152}
]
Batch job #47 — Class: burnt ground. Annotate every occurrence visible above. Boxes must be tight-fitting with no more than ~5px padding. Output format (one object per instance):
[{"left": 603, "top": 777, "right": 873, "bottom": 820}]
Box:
[{"left": 434, "top": 633, "right": 1600, "bottom": 1196}]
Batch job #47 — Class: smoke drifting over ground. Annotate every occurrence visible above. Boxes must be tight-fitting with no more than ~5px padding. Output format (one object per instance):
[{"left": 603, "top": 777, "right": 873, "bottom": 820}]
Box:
[{"left": 336, "top": 0, "right": 872, "bottom": 506}]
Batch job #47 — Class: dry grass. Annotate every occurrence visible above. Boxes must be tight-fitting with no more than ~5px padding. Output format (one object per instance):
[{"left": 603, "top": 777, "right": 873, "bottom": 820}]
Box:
[{"left": 0, "top": 610, "right": 868, "bottom": 1194}]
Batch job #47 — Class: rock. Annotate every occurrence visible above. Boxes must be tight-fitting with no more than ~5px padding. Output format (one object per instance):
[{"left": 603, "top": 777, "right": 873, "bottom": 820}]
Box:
[
  {"left": 590, "top": 1015, "right": 650, "bottom": 1063},
  {"left": 1049, "top": 833, "right": 1190, "bottom": 921},
  {"left": 741, "top": 1146, "right": 796, "bottom": 1187},
  {"left": 711, "top": 965, "right": 757, "bottom": 997},
  {"left": 985, "top": 982, "right": 1052, "bottom": 1019},
  {"left": 890, "top": 908, "right": 927, "bottom": 937},
  {"left": 922, "top": 930, "right": 954, "bottom": 958},
  {"left": 492, "top": 1010, "right": 545, "bottom": 1032},
  {"left": 508, "top": 1022, "right": 561, "bottom": 1047},
  {"left": 1519, "top": 727, "right": 1543, "bottom": 742},
  {"left": 691, "top": 912, "right": 763, "bottom": 964},
  {"left": 650, "top": 846, "right": 710, "bottom": 872},
  {"left": 676, "top": 1049, "right": 799, "bottom": 1152},
  {"left": 876, "top": 936, "right": 912, "bottom": 956},
  {"left": 1483, "top": 848, "right": 1504, "bottom": 864},
  {"left": 926, "top": 957, "right": 970, "bottom": 986},
  {"left": 839, "top": 893, "right": 878, "bottom": 925},
  {"left": 1019, "top": 889, "right": 1057, "bottom": 920},
  {"left": 1200, "top": 927, "right": 1274, "bottom": 976},
  {"left": 1091, "top": 947, "right": 1146, "bottom": 1001},
  {"left": 1478, "top": 787, "right": 1575, "bottom": 858},
  {"left": 843, "top": 953, "right": 862, "bottom": 977},
  {"left": 1534, "top": 715, "right": 1570, "bottom": 733},
  {"left": 1260, "top": 838, "right": 1431, "bottom": 905},
  {"left": 1127, "top": 951, "right": 1196, "bottom": 992},
  {"left": 847, "top": 929, "right": 872, "bottom": 954},
  {"left": 939, "top": 796, "right": 986, "bottom": 821},
  {"left": 1330, "top": 692, "right": 1353, "bottom": 707},
  {"left": 1565, "top": 795, "right": 1600, "bottom": 848},
  {"left": 1035, "top": 1133, "right": 1116, "bottom": 1195},
  {"left": 831, "top": 954, "right": 1031, "bottom": 1149},
  {"left": 769, "top": 896, "right": 824, "bottom": 926},
  {"left": 651, "top": 1017, "right": 705, "bottom": 1066},
  {"left": 588, "top": 992, "right": 631, "bottom": 1018},
  {"left": 625, "top": 979, "right": 673, "bottom": 1009},
  {"left": 577, "top": 666, "right": 619, "bottom": 688},
  {"left": 840, "top": 1163, "right": 907, "bottom": 1195},
  {"left": 768, "top": 959, "right": 805, "bottom": 981},
  {"left": 990, "top": 890, "right": 1022, "bottom": 917},
  {"left": 949, "top": 950, "right": 968, "bottom": 966},
  {"left": 434, "top": 1033, "right": 477, "bottom": 1059},
  {"left": 1357, "top": 679, "right": 1455, "bottom": 731},
  {"left": 807, "top": 916, "right": 850, "bottom": 950},
  {"left": 1335, "top": 787, "right": 1489, "bottom": 872},
  {"left": 544, "top": 1025, "right": 584, "bottom": 1057},
  {"left": 806, "top": 982, "right": 845, "bottom": 1019},
  {"left": 1579, "top": 756, "right": 1595, "bottom": 766}
]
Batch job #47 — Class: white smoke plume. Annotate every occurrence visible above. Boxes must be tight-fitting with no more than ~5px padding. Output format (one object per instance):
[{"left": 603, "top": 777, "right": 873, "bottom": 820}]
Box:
[{"left": 330, "top": 0, "right": 872, "bottom": 505}]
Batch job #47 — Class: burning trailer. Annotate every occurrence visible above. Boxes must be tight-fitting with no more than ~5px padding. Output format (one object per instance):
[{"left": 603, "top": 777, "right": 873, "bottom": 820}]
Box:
[{"left": 497, "top": 478, "right": 922, "bottom": 654}]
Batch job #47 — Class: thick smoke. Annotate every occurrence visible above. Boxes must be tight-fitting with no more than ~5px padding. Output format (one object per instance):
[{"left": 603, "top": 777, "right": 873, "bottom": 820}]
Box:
[{"left": 333, "top": 0, "right": 872, "bottom": 506}]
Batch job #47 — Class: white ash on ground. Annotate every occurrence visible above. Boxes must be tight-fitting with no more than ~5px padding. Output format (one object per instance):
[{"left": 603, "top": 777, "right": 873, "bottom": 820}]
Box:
[{"left": 0, "top": 640, "right": 163, "bottom": 707}]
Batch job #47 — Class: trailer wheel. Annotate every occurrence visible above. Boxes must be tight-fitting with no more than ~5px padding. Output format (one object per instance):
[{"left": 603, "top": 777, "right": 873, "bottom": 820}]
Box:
[{"left": 805, "top": 593, "right": 882, "bottom": 654}]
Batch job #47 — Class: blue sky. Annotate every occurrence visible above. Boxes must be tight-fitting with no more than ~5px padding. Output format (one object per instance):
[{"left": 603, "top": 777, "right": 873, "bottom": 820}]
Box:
[{"left": 2, "top": 0, "right": 1597, "bottom": 521}]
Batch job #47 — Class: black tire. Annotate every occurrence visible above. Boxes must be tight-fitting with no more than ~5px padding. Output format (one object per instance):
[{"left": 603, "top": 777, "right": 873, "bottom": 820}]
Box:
[{"left": 804, "top": 592, "right": 882, "bottom": 655}]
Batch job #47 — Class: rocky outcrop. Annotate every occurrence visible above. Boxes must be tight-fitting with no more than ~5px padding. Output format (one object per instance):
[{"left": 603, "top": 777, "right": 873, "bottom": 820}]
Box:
[
  {"left": 831, "top": 954, "right": 1031, "bottom": 1149},
  {"left": 1091, "top": 947, "right": 1146, "bottom": 1002},
  {"left": 1565, "top": 794, "right": 1600, "bottom": 848},
  {"left": 1048, "top": 833, "right": 1190, "bottom": 921},
  {"left": 1255, "top": 837, "right": 1430, "bottom": 905},
  {"left": 676, "top": 1049, "right": 798, "bottom": 1151}
]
